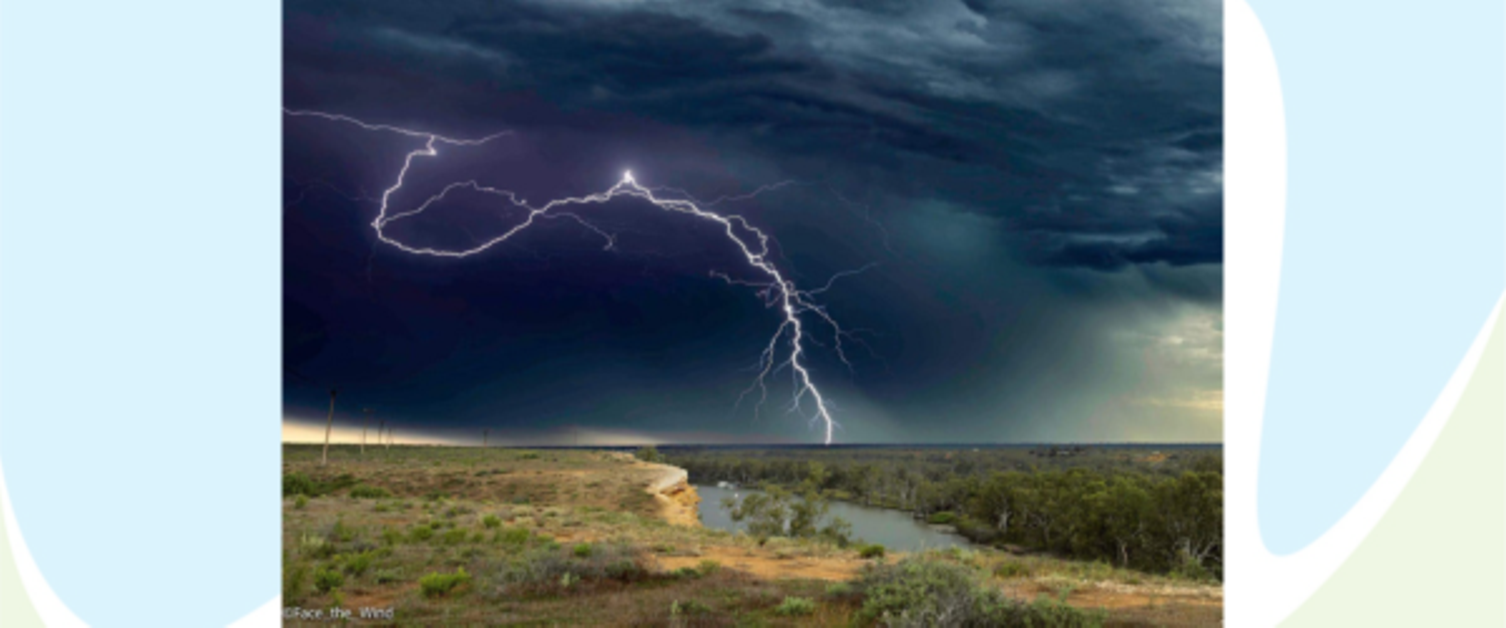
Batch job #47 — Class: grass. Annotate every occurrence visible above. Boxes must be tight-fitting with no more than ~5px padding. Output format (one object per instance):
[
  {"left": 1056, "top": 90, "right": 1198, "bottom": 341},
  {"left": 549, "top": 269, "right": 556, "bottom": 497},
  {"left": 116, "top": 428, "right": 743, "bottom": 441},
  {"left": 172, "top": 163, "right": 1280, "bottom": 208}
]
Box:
[{"left": 281, "top": 444, "right": 1217, "bottom": 627}]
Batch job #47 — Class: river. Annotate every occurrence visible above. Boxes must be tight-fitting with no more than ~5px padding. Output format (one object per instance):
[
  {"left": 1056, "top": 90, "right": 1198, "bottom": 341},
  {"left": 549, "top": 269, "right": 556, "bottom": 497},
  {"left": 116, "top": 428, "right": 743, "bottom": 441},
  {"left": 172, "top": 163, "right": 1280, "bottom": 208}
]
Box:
[{"left": 694, "top": 484, "right": 972, "bottom": 552}]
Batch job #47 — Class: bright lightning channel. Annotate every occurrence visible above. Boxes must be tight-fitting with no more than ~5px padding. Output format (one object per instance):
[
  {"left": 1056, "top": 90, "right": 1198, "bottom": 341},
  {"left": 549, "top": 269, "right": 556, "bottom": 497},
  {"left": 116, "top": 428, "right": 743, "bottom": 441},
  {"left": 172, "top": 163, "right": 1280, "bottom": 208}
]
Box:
[{"left": 286, "top": 109, "right": 872, "bottom": 445}]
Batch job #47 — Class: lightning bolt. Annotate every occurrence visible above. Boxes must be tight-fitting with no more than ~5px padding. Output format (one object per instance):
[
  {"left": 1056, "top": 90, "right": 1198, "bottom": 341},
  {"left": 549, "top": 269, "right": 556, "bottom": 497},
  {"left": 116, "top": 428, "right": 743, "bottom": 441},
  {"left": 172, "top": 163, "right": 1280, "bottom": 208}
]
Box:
[{"left": 285, "top": 109, "right": 872, "bottom": 445}]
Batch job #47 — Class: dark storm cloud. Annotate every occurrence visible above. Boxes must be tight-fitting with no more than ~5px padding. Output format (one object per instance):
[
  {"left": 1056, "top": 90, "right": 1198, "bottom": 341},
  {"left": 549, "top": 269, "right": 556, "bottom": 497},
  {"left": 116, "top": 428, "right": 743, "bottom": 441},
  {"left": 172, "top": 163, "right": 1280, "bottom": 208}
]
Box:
[
  {"left": 285, "top": 0, "right": 1221, "bottom": 271},
  {"left": 282, "top": 0, "right": 1223, "bottom": 443}
]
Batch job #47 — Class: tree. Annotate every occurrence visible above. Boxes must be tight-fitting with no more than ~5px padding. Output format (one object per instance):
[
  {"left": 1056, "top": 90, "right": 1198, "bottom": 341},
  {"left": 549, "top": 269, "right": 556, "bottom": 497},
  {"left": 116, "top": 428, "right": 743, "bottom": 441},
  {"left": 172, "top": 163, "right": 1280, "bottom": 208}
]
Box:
[
  {"left": 320, "top": 388, "right": 338, "bottom": 466},
  {"left": 723, "top": 480, "right": 851, "bottom": 547},
  {"left": 635, "top": 445, "right": 665, "bottom": 464}
]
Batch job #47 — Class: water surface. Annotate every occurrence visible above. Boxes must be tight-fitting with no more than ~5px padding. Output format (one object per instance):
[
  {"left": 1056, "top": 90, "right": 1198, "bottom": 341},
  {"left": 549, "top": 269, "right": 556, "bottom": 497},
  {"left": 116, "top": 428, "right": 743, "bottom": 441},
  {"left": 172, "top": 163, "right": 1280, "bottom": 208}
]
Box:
[{"left": 695, "top": 484, "right": 971, "bottom": 552}]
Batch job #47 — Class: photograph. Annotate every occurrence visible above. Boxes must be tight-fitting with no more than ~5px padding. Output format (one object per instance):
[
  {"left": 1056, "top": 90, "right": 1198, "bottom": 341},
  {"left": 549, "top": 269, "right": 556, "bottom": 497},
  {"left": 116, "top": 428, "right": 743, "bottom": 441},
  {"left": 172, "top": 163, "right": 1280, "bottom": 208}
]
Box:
[{"left": 280, "top": 1, "right": 1222, "bottom": 625}]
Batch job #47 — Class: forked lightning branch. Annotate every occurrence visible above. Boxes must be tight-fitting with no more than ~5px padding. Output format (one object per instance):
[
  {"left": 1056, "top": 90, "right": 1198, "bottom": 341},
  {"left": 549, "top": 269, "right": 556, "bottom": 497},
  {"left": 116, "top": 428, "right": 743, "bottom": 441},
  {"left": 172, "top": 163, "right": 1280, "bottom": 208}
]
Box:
[{"left": 285, "top": 109, "right": 874, "bottom": 445}]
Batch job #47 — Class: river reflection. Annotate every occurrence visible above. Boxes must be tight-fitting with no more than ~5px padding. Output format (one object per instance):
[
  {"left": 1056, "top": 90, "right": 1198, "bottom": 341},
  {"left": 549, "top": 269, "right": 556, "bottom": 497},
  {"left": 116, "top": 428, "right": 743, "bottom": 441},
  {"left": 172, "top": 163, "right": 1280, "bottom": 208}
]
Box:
[{"left": 695, "top": 484, "right": 973, "bottom": 552}]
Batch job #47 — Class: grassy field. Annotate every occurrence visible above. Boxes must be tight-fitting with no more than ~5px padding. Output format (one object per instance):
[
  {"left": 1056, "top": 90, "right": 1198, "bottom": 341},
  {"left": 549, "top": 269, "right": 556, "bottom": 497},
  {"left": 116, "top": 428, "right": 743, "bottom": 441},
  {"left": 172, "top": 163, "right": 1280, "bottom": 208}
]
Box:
[{"left": 283, "top": 445, "right": 1220, "bottom": 626}]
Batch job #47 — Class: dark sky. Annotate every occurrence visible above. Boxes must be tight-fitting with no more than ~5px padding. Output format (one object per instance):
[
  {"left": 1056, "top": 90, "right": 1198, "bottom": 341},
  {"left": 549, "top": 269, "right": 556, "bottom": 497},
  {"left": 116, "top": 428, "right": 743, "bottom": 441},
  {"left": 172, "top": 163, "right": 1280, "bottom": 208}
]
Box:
[{"left": 282, "top": 0, "right": 1222, "bottom": 445}]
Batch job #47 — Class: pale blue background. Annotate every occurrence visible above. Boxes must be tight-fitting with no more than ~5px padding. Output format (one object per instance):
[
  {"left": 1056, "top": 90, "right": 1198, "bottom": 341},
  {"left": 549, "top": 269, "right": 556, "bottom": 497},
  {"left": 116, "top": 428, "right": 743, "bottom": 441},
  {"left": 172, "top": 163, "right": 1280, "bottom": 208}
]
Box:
[
  {"left": 1253, "top": 1, "right": 1504, "bottom": 554},
  {"left": 0, "top": 1, "right": 278, "bottom": 625}
]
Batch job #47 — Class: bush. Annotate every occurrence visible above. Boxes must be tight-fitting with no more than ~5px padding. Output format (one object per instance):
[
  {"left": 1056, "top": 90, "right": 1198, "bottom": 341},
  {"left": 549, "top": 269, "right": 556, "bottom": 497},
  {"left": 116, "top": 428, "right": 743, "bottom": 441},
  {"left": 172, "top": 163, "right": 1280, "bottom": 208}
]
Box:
[
  {"left": 340, "top": 551, "right": 374, "bottom": 576},
  {"left": 284, "top": 472, "right": 357, "bottom": 497},
  {"left": 857, "top": 558, "right": 1104, "bottom": 627},
  {"left": 488, "top": 541, "right": 645, "bottom": 595},
  {"left": 634, "top": 446, "right": 665, "bottom": 464},
  {"left": 670, "top": 599, "right": 711, "bottom": 616},
  {"left": 313, "top": 567, "right": 344, "bottom": 593},
  {"left": 409, "top": 524, "right": 434, "bottom": 542},
  {"left": 284, "top": 473, "right": 316, "bottom": 497},
  {"left": 482, "top": 514, "right": 502, "bottom": 529},
  {"left": 859, "top": 544, "right": 887, "bottom": 559},
  {"left": 573, "top": 543, "right": 593, "bottom": 558},
  {"left": 927, "top": 511, "right": 958, "bottom": 525},
  {"left": 419, "top": 567, "right": 472, "bottom": 598},
  {"left": 994, "top": 561, "right": 1030, "bottom": 579},
  {"left": 605, "top": 559, "right": 644, "bottom": 581},
  {"left": 497, "top": 526, "right": 532, "bottom": 547},
  {"left": 440, "top": 528, "right": 468, "bottom": 546},
  {"left": 775, "top": 596, "right": 816, "bottom": 617},
  {"left": 697, "top": 560, "right": 721, "bottom": 577},
  {"left": 294, "top": 495, "right": 308, "bottom": 510},
  {"left": 349, "top": 485, "right": 392, "bottom": 499},
  {"left": 328, "top": 518, "right": 357, "bottom": 543},
  {"left": 300, "top": 533, "right": 335, "bottom": 559},
  {"left": 284, "top": 563, "right": 309, "bottom": 603}
]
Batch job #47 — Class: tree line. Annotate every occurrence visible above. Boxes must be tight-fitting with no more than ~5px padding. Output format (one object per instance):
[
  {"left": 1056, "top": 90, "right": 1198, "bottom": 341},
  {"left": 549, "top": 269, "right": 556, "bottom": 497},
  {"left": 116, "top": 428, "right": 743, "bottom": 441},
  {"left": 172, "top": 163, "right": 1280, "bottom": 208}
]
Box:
[{"left": 662, "top": 447, "right": 1222, "bottom": 579}]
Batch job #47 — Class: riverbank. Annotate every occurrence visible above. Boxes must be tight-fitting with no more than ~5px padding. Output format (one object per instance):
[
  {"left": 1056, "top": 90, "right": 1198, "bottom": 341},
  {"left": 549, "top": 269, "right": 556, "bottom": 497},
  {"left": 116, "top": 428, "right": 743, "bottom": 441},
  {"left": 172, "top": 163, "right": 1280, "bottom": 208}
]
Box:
[{"left": 640, "top": 459, "right": 701, "bottom": 527}]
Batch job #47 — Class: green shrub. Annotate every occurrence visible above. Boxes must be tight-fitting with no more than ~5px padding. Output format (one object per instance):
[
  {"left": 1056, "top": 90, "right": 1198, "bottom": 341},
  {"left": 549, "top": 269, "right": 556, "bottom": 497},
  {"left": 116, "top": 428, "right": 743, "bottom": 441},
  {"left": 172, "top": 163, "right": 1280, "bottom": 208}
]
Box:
[
  {"left": 1170, "top": 549, "right": 1214, "bottom": 582},
  {"left": 373, "top": 568, "right": 402, "bottom": 584},
  {"left": 284, "top": 562, "right": 309, "bottom": 603},
  {"left": 482, "top": 514, "right": 502, "bottom": 529},
  {"left": 284, "top": 473, "right": 317, "bottom": 497},
  {"left": 926, "top": 511, "right": 958, "bottom": 525},
  {"left": 313, "top": 567, "right": 344, "bottom": 593},
  {"left": 340, "top": 551, "right": 373, "bottom": 576},
  {"left": 857, "top": 558, "right": 1104, "bottom": 627},
  {"left": 859, "top": 544, "right": 886, "bottom": 559},
  {"left": 605, "top": 559, "right": 643, "bottom": 581},
  {"left": 775, "top": 596, "right": 816, "bottom": 616},
  {"left": 441, "top": 528, "right": 468, "bottom": 546},
  {"left": 284, "top": 472, "right": 357, "bottom": 497},
  {"left": 293, "top": 495, "right": 308, "bottom": 510},
  {"left": 299, "top": 533, "right": 335, "bottom": 559},
  {"left": 409, "top": 524, "right": 434, "bottom": 542},
  {"left": 697, "top": 560, "right": 721, "bottom": 577},
  {"left": 419, "top": 567, "right": 472, "bottom": 598},
  {"left": 994, "top": 561, "right": 1029, "bottom": 579},
  {"left": 825, "top": 582, "right": 854, "bottom": 598},
  {"left": 329, "top": 518, "right": 357, "bottom": 543},
  {"left": 634, "top": 446, "right": 665, "bottom": 463},
  {"left": 380, "top": 527, "right": 402, "bottom": 546},
  {"left": 349, "top": 485, "right": 392, "bottom": 499},
  {"left": 670, "top": 599, "right": 711, "bottom": 616},
  {"left": 573, "top": 543, "right": 593, "bottom": 558},
  {"left": 489, "top": 541, "right": 644, "bottom": 594},
  {"left": 498, "top": 526, "right": 531, "bottom": 547}
]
